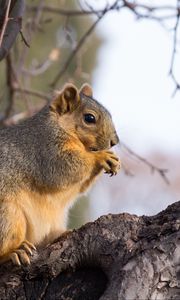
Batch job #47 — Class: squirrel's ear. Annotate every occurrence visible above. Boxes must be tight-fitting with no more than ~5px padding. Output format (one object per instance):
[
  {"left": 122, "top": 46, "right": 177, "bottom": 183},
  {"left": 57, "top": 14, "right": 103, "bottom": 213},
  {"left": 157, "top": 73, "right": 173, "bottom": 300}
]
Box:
[
  {"left": 79, "top": 83, "right": 93, "bottom": 97},
  {"left": 50, "top": 84, "right": 80, "bottom": 115}
]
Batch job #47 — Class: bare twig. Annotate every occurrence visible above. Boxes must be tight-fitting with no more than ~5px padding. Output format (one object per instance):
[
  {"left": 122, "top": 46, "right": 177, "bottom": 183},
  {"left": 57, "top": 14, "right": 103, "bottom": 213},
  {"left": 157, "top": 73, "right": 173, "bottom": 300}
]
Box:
[
  {"left": 19, "top": 30, "right": 30, "bottom": 48},
  {"left": 12, "top": 0, "right": 180, "bottom": 91},
  {"left": 14, "top": 87, "right": 51, "bottom": 102},
  {"left": 51, "top": 0, "right": 122, "bottom": 87},
  {"left": 4, "top": 53, "right": 16, "bottom": 119},
  {"left": 0, "top": 0, "right": 12, "bottom": 47},
  {"left": 0, "top": 0, "right": 25, "bottom": 61},
  {"left": 121, "top": 162, "right": 134, "bottom": 177},
  {"left": 169, "top": 1, "right": 180, "bottom": 96},
  {"left": 27, "top": 3, "right": 178, "bottom": 18},
  {"left": 122, "top": 1, "right": 176, "bottom": 21},
  {"left": 27, "top": 5, "right": 106, "bottom": 17},
  {"left": 50, "top": 17, "right": 102, "bottom": 87},
  {"left": 27, "top": 1, "right": 180, "bottom": 92},
  {"left": 122, "top": 1, "right": 180, "bottom": 95},
  {"left": 22, "top": 49, "right": 60, "bottom": 76},
  {"left": 120, "top": 142, "right": 169, "bottom": 184},
  {"left": 123, "top": 1, "right": 177, "bottom": 14},
  {"left": 17, "top": 0, "right": 44, "bottom": 72},
  {"left": 1, "top": 104, "right": 44, "bottom": 126}
]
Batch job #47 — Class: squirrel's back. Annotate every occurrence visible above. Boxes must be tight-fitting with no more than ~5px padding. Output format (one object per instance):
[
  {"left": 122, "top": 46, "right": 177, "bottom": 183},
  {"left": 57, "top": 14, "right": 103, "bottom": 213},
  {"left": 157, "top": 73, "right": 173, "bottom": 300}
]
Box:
[{"left": 0, "top": 107, "right": 68, "bottom": 195}]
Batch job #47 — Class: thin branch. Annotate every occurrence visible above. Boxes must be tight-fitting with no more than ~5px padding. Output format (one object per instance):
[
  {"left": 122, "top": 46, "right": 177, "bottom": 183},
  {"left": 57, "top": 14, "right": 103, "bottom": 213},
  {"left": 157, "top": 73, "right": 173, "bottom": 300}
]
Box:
[
  {"left": 27, "top": 3, "right": 178, "bottom": 17},
  {"left": 169, "top": 1, "right": 180, "bottom": 96},
  {"left": 122, "top": 0, "right": 180, "bottom": 96},
  {"left": 19, "top": 30, "right": 30, "bottom": 48},
  {"left": 135, "top": 5, "right": 177, "bottom": 12},
  {"left": 50, "top": 1, "right": 122, "bottom": 87},
  {"left": 21, "top": 1, "right": 180, "bottom": 89},
  {"left": 17, "top": 0, "right": 44, "bottom": 72},
  {"left": 121, "top": 162, "right": 134, "bottom": 177},
  {"left": 1, "top": 104, "right": 44, "bottom": 126},
  {"left": 22, "top": 49, "right": 60, "bottom": 76},
  {"left": 120, "top": 142, "right": 169, "bottom": 184},
  {"left": 0, "top": 0, "right": 12, "bottom": 47},
  {"left": 14, "top": 87, "right": 51, "bottom": 102},
  {"left": 0, "top": 0, "right": 25, "bottom": 61},
  {"left": 122, "top": 1, "right": 176, "bottom": 21},
  {"left": 50, "top": 17, "right": 102, "bottom": 87},
  {"left": 27, "top": 5, "right": 105, "bottom": 16},
  {"left": 4, "top": 53, "right": 16, "bottom": 119},
  {"left": 123, "top": 1, "right": 177, "bottom": 13}
]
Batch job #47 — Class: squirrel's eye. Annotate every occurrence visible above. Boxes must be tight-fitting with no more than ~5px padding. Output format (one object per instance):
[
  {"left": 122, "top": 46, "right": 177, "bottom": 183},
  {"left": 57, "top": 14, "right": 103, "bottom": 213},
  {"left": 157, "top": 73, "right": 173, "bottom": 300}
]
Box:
[{"left": 84, "top": 113, "right": 96, "bottom": 124}]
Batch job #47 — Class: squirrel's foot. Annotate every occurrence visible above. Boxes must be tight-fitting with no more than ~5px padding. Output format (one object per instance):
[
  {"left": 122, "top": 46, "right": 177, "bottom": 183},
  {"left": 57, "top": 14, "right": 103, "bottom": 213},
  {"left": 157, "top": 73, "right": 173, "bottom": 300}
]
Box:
[
  {"left": 96, "top": 150, "right": 121, "bottom": 176},
  {"left": 9, "top": 240, "right": 36, "bottom": 266}
]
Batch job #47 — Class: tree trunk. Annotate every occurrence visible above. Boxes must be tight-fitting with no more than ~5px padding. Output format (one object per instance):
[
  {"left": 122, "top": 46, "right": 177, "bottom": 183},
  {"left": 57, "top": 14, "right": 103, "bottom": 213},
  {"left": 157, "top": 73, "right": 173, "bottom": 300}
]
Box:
[{"left": 0, "top": 201, "right": 179, "bottom": 300}]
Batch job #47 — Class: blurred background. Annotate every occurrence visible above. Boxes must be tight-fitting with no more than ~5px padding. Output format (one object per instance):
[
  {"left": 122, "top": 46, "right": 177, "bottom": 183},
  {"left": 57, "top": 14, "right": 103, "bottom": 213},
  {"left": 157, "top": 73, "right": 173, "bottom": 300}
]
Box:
[{"left": 0, "top": 0, "right": 180, "bottom": 228}]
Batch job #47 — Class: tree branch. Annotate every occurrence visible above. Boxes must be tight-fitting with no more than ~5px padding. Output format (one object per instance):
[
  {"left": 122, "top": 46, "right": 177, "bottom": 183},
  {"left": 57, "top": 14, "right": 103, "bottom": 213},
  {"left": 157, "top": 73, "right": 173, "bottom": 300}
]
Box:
[
  {"left": 169, "top": 2, "right": 180, "bottom": 96},
  {"left": 27, "top": 5, "right": 108, "bottom": 17},
  {"left": 50, "top": 17, "right": 102, "bottom": 87},
  {"left": 0, "top": 0, "right": 12, "bottom": 47},
  {"left": 120, "top": 142, "right": 169, "bottom": 184},
  {"left": 14, "top": 87, "right": 51, "bottom": 102},
  {"left": 0, "top": 201, "right": 179, "bottom": 299},
  {"left": 50, "top": 1, "right": 122, "bottom": 87},
  {"left": 0, "top": 0, "right": 25, "bottom": 61}
]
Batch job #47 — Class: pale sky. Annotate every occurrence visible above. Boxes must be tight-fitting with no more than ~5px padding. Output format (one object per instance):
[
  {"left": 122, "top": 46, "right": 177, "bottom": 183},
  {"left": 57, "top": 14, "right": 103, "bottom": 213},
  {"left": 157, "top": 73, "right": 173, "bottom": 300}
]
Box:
[
  {"left": 84, "top": 0, "right": 180, "bottom": 219},
  {"left": 91, "top": 1, "right": 180, "bottom": 155}
]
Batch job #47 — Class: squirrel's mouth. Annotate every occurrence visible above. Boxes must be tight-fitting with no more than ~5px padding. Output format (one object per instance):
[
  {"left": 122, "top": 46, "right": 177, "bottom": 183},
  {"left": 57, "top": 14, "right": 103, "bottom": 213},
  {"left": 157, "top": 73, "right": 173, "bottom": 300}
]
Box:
[
  {"left": 89, "top": 147, "right": 98, "bottom": 152},
  {"left": 89, "top": 145, "right": 110, "bottom": 151}
]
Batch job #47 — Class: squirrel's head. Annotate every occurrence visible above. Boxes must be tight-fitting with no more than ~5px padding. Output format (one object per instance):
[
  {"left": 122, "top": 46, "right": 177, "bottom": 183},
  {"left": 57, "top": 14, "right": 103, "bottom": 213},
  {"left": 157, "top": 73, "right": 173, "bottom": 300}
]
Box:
[{"left": 50, "top": 83, "right": 119, "bottom": 151}]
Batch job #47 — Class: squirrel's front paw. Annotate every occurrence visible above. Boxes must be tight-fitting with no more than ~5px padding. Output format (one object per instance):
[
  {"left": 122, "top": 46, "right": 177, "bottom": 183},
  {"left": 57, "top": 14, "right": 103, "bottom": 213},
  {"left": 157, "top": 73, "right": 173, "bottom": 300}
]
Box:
[{"left": 96, "top": 151, "right": 121, "bottom": 176}]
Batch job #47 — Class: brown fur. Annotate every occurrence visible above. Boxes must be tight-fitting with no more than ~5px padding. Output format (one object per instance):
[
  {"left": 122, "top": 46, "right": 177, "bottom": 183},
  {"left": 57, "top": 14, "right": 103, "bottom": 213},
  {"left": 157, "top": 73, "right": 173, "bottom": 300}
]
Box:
[{"left": 0, "top": 83, "right": 120, "bottom": 265}]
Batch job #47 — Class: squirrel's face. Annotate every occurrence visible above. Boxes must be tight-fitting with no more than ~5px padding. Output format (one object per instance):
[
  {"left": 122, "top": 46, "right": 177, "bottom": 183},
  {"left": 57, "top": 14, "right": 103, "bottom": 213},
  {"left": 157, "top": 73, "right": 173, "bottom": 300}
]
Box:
[
  {"left": 50, "top": 83, "right": 119, "bottom": 151},
  {"left": 73, "top": 96, "right": 119, "bottom": 151}
]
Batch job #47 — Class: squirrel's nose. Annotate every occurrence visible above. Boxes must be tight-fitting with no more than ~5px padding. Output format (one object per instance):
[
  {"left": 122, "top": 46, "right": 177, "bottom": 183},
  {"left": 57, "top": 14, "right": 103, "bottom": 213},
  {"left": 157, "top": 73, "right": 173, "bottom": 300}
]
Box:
[{"left": 110, "top": 134, "right": 119, "bottom": 147}]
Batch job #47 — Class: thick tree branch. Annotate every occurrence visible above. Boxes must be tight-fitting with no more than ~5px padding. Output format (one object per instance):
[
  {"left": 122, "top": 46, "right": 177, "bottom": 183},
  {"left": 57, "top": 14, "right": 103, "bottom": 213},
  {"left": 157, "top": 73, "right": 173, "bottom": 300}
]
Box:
[{"left": 0, "top": 201, "right": 179, "bottom": 299}]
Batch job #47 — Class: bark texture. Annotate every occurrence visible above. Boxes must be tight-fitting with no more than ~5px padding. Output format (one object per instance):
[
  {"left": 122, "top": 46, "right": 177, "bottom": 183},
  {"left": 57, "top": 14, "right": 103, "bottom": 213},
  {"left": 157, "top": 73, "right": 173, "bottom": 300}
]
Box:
[
  {"left": 0, "top": 0, "right": 25, "bottom": 61},
  {"left": 0, "top": 201, "right": 179, "bottom": 300}
]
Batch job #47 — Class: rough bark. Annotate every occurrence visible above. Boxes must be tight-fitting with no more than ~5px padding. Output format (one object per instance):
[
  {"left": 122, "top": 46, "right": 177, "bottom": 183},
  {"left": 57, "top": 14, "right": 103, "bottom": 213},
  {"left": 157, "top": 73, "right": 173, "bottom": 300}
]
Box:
[
  {"left": 0, "top": 201, "right": 179, "bottom": 300},
  {"left": 0, "top": 0, "right": 25, "bottom": 61}
]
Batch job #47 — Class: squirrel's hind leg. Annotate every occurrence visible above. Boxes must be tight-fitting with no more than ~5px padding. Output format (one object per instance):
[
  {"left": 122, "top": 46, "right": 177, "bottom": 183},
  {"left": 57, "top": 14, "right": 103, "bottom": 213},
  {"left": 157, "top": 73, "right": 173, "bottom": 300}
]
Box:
[{"left": 0, "top": 199, "right": 35, "bottom": 266}]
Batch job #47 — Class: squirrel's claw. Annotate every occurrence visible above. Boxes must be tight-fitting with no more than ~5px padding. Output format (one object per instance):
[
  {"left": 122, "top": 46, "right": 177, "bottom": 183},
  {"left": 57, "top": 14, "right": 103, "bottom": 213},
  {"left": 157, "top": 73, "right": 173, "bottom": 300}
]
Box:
[
  {"left": 10, "top": 252, "right": 21, "bottom": 266},
  {"left": 100, "top": 151, "right": 120, "bottom": 177},
  {"left": 9, "top": 240, "right": 36, "bottom": 266},
  {"left": 9, "top": 249, "right": 30, "bottom": 266},
  {"left": 14, "top": 249, "right": 31, "bottom": 265}
]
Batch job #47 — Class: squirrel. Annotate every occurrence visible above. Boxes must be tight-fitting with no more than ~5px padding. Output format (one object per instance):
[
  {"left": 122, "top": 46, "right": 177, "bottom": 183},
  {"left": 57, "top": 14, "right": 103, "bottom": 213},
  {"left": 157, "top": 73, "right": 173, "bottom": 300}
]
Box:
[{"left": 0, "top": 83, "right": 120, "bottom": 266}]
